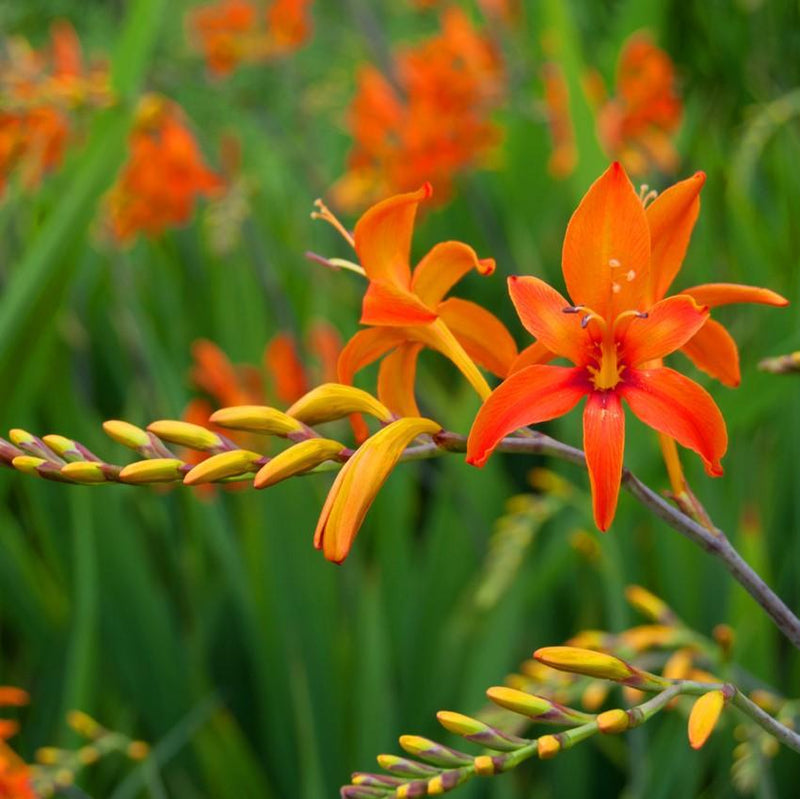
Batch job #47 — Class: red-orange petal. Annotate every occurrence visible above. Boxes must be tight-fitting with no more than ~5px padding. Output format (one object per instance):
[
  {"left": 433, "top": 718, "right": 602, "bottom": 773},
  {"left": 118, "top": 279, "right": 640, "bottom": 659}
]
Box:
[
  {"left": 646, "top": 171, "right": 705, "bottom": 301},
  {"left": 360, "top": 280, "right": 438, "bottom": 326},
  {"left": 507, "top": 275, "right": 593, "bottom": 366},
  {"left": 583, "top": 391, "right": 625, "bottom": 531},
  {"left": 620, "top": 367, "right": 727, "bottom": 477},
  {"left": 337, "top": 327, "right": 407, "bottom": 385},
  {"left": 680, "top": 318, "right": 741, "bottom": 388},
  {"left": 508, "top": 341, "right": 556, "bottom": 374},
  {"left": 466, "top": 365, "right": 587, "bottom": 467},
  {"left": 619, "top": 295, "right": 709, "bottom": 366},
  {"left": 562, "top": 162, "right": 650, "bottom": 318},
  {"left": 377, "top": 343, "right": 423, "bottom": 418},
  {"left": 680, "top": 283, "right": 789, "bottom": 309},
  {"left": 410, "top": 241, "right": 495, "bottom": 307},
  {"left": 437, "top": 297, "right": 518, "bottom": 377},
  {"left": 353, "top": 183, "right": 432, "bottom": 288}
]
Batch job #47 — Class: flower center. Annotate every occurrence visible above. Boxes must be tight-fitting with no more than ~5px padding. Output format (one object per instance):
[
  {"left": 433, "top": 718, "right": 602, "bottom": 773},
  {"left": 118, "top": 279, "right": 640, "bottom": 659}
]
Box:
[{"left": 587, "top": 335, "right": 623, "bottom": 391}]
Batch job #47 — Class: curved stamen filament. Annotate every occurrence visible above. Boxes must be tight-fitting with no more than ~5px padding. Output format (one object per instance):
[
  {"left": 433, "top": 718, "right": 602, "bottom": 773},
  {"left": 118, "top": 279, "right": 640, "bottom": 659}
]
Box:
[
  {"left": 311, "top": 199, "right": 356, "bottom": 248},
  {"left": 563, "top": 305, "right": 608, "bottom": 338}
]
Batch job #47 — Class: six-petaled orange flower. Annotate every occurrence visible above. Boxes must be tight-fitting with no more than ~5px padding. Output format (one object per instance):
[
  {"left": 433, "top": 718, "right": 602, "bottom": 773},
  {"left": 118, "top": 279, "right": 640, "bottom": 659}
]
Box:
[
  {"left": 467, "top": 163, "right": 732, "bottom": 530},
  {"left": 332, "top": 7, "right": 504, "bottom": 210},
  {"left": 595, "top": 32, "right": 683, "bottom": 176},
  {"left": 104, "top": 95, "right": 223, "bottom": 243},
  {"left": 326, "top": 184, "right": 517, "bottom": 421}
]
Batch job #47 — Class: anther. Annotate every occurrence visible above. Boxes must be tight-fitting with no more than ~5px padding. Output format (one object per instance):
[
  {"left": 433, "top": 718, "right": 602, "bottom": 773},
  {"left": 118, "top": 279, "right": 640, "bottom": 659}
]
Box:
[
  {"left": 562, "top": 306, "right": 581, "bottom": 314},
  {"left": 626, "top": 270, "right": 636, "bottom": 282},
  {"left": 580, "top": 314, "right": 593, "bottom": 329},
  {"left": 635, "top": 311, "right": 648, "bottom": 319}
]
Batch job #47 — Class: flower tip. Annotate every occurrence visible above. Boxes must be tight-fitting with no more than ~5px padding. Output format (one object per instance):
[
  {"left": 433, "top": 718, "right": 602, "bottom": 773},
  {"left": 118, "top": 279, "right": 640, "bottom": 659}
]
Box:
[
  {"left": 478, "top": 257, "right": 496, "bottom": 276},
  {"left": 421, "top": 181, "right": 434, "bottom": 199},
  {"left": 693, "top": 171, "right": 707, "bottom": 185}
]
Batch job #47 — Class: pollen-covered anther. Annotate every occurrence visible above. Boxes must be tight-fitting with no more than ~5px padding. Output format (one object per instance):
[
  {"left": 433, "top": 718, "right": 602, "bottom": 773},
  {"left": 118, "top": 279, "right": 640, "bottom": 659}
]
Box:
[{"left": 562, "top": 305, "right": 582, "bottom": 314}]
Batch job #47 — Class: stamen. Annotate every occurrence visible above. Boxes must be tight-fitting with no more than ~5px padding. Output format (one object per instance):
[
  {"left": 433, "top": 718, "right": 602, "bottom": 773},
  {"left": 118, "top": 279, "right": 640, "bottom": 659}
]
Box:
[
  {"left": 626, "top": 270, "right": 636, "bottom": 282},
  {"left": 635, "top": 311, "right": 649, "bottom": 319},
  {"left": 310, "top": 199, "right": 356, "bottom": 248},
  {"left": 608, "top": 258, "right": 621, "bottom": 268},
  {"left": 580, "top": 314, "right": 592, "bottom": 329},
  {"left": 638, "top": 185, "right": 659, "bottom": 208},
  {"left": 562, "top": 305, "right": 582, "bottom": 314}
]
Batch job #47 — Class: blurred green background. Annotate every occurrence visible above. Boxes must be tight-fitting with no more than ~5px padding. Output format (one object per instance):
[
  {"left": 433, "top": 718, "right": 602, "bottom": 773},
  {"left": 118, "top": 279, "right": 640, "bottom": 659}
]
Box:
[{"left": 1, "top": 0, "right": 799, "bottom": 796}]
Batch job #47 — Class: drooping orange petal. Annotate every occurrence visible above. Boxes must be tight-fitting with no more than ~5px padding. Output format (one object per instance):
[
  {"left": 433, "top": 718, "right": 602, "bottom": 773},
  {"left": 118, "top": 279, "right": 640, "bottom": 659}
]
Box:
[
  {"left": 353, "top": 183, "right": 433, "bottom": 288},
  {"left": 680, "top": 319, "right": 741, "bottom": 387},
  {"left": 410, "top": 241, "right": 495, "bottom": 307},
  {"left": 509, "top": 340, "right": 556, "bottom": 373},
  {"left": 507, "top": 275, "right": 593, "bottom": 366},
  {"left": 646, "top": 171, "right": 705, "bottom": 301},
  {"left": 562, "top": 162, "right": 650, "bottom": 318},
  {"left": 377, "top": 343, "right": 423, "bottom": 418},
  {"left": 618, "top": 295, "right": 709, "bottom": 366},
  {"left": 410, "top": 318, "right": 493, "bottom": 399},
  {"left": 337, "top": 327, "right": 407, "bottom": 385},
  {"left": 466, "top": 365, "right": 587, "bottom": 467},
  {"left": 583, "top": 391, "right": 625, "bottom": 531},
  {"left": 314, "top": 417, "right": 441, "bottom": 563},
  {"left": 688, "top": 689, "right": 726, "bottom": 749},
  {"left": 680, "top": 283, "right": 789, "bottom": 309},
  {"left": 264, "top": 333, "right": 309, "bottom": 404},
  {"left": 437, "top": 297, "right": 518, "bottom": 377},
  {"left": 620, "top": 367, "right": 727, "bottom": 477},
  {"left": 360, "top": 280, "right": 438, "bottom": 326}
]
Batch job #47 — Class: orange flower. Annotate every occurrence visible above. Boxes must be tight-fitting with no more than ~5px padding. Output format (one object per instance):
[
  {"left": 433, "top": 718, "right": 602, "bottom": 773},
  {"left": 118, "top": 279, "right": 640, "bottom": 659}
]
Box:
[
  {"left": 104, "top": 96, "right": 223, "bottom": 243},
  {"left": 467, "top": 163, "right": 729, "bottom": 530},
  {"left": 332, "top": 7, "right": 504, "bottom": 210},
  {"left": 596, "top": 32, "right": 683, "bottom": 176},
  {"left": 187, "top": 0, "right": 258, "bottom": 77},
  {"left": 318, "top": 185, "right": 516, "bottom": 421},
  {"left": 0, "top": 21, "right": 110, "bottom": 195},
  {"left": 187, "top": 0, "right": 312, "bottom": 77},
  {"left": 541, "top": 61, "right": 577, "bottom": 179},
  {"left": 0, "top": 687, "right": 34, "bottom": 799}
]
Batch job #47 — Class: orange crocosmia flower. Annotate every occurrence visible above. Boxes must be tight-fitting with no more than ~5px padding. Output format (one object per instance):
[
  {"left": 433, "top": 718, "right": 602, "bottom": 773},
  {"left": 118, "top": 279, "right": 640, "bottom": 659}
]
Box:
[
  {"left": 596, "top": 32, "right": 682, "bottom": 176},
  {"left": 335, "top": 184, "right": 517, "bottom": 420},
  {"left": 265, "top": 0, "right": 313, "bottom": 53},
  {"left": 332, "top": 7, "right": 504, "bottom": 210},
  {"left": 105, "top": 96, "right": 223, "bottom": 243},
  {"left": 541, "top": 61, "right": 577, "bottom": 179},
  {"left": 190, "top": 338, "right": 265, "bottom": 408},
  {"left": 467, "top": 163, "right": 729, "bottom": 531},
  {"left": 187, "top": 0, "right": 258, "bottom": 77},
  {"left": 264, "top": 333, "right": 309, "bottom": 405},
  {"left": 0, "top": 740, "right": 35, "bottom": 799}
]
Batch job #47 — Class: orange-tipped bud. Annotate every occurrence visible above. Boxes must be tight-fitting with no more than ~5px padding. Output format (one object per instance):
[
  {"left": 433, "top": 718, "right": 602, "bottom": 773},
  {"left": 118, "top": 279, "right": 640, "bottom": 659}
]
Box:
[
  {"left": 253, "top": 439, "right": 345, "bottom": 489},
  {"left": 398, "top": 735, "right": 472, "bottom": 767},
  {"left": 11, "top": 455, "right": 46, "bottom": 475},
  {"left": 486, "top": 686, "right": 594, "bottom": 725},
  {"left": 597, "top": 709, "right": 630, "bottom": 734},
  {"left": 314, "top": 418, "right": 441, "bottom": 562},
  {"left": 534, "top": 646, "right": 668, "bottom": 689},
  {"left": 688, "top": 689, "right": 727, "bottom": 749},
  {"left": 67, "top": 710, "right": 102, "bottom": 739},
  {"left": 41, "top": 435, "right": 82, "bottom": 461},
  {"left": 183, "top": 450, "right": 262, "bottom": 485},
  {"left": 287, "top": 383, "right": 393, "bottom": 426},
  {"left": 625, "top": 585, "right": 677, "bottom": 624},
  {"left": 60, "top": 462, "right": 107, "bottom": 484},
  {"left": 473, "top": 755, "right": 496, "bottom": 776},
  {"left": 8, "top": 429, "right": 36, "bottom": 448},
  {"left": 119, "top": 458, "right": 185, "bottom": 484},
  {"left": 209, "top": 405, "right": 303, "bottom": 436},
  {"left": 103, "top": 420, "right": 152, "bottom": 450},
  {"left": 537, "top": 734, "right": 561, "bottom": 759},
  {"left": 581, "top": 681, "right": 610, "bottom": 711},
  {"left": 147, "top": 420, "right": 225, "bottom": 451}
]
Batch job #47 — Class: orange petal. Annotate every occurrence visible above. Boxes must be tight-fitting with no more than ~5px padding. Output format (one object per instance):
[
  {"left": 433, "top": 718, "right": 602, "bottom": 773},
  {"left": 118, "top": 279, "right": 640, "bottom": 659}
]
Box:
[
  {"left": 264, "top": 333, "right": 308, "bottom": 405},
  {"left": 337, "top": 327, "right": 407, "bottom": 385},
  {"left": 562, "top": 162, "right": 650, "bottom": 318},
  {"left": 620, "top": 367, "right": 727, "bottom": 477},
  {"left": 509, "top": 341, "right": 556, "bottom": 374},
  {"left": 619, "top": 295, "right": 709, "bottom": 366},
  {"left": 377, "top": 343, "right": 423, "bottom": 418},
  {"left": 360, "top": 280, "right": 438, "bottom": 326},
  {"left": 646, "top": 171, "right": 705, "bottom": 301},
  {"left": 688, "top": 689, "right": 726, "bottom": 750},
  {"left": 583, "top": 391, "right": 625, "bottom": 531},
  {"left": 680, "top": 319, "right": 741, "bottom": 387},
  {"left": 437, "top": 297, "right": 518, "bottom": 377},
  {"left": 411, "top": 241, "right": 495, "bottom": 307},
  {"left": 353, "top": 183, "right": 432, "bottom": 288},
  {"left": 466, "top": 365, "right": 587, "bottom": 467},
  {"left": 680, "top": 283, "right": 789, "bottom": 309},
  {"left": 314, "top": 417, "right": 442, "bottom": 562},
  {"left": 507, "top": 276, "right": 593, "bottom": 365},
  {"left": 411, "top": 318, "right": 492, "bottom": 399}
]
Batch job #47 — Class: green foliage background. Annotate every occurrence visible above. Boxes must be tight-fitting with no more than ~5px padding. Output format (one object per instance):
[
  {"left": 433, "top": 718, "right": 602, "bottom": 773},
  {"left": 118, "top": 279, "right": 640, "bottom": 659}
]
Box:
[{"left": 1, "top": 0, "right": 799, "bottom": 796}]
